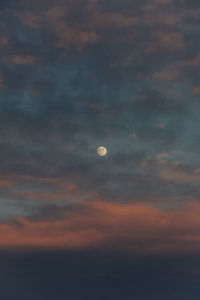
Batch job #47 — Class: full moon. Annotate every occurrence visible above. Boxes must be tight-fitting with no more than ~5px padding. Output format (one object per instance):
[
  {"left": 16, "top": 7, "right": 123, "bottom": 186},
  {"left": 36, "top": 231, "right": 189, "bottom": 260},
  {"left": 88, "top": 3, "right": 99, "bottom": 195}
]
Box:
[{"left": 97, "top": 146, "right": 108, "bottom": 157}]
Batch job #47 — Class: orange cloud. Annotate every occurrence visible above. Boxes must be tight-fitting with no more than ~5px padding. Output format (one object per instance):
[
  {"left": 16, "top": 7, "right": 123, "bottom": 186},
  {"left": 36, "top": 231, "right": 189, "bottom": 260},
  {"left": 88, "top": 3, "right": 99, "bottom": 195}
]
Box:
[
  {"left": 130, "top": 133, "right": 137, "bottom": 139},
  {"left": 152, "top": 52, "right": 200, "bottom": 81},
  {"left": 156, "top": 124, "right": 165, "bottom": 129},
  {"left": 4, "top": 55, "right": 38, "bottom": 65},
  {"left": 1, "top": 200, "right": 200, "bottom": 255},
  {"left": 193, "top": 86, "right": 200, "bottom": 95},
  {"left": 142, "top": 0, "right": 173, "bottom": 11},
  {"left": 0, "top": 73, "right": 3, "bottom": 89},
  {"left": 0, "top": 179, "right": 13, "bottom": 187},
  {"left": 183, "top": 52, "right": 200, "bottom": 67},
  {"left": 23, "top": 176, "right": 78, "bottom": 192},
  {"left": 152, "top": 64, "right": 180, "bottom": 80},
  {"left": 0, "top": 36, "right": 8, "bottom": 46},
  {"left": 141, "top": 157, "right": 200, "bottom": 184},
  {"left": 146, "top": 31, "right": 185, "bottom": 53},
  {"left": 14, "top": 0, "right": 139, "bottom": 51}
]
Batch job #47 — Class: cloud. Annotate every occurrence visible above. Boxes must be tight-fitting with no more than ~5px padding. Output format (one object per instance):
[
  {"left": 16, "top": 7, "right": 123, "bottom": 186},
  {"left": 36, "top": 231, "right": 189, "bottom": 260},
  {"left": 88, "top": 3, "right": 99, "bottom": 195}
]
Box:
[
  {"left": 130, "top": 133, "right": 137, "bottom": 139},
  {"left": 142, "top": 0, "right": 174, "bottom": 11},
  {"left": 152, "top": 64, "right": 180, "bottom": 80},
  {"left": 193, "top": 86, "right": 200, "bottom": 95},
  {"left": 0, "top": 0, "right": 199, "bottom": 260},
  {"left": 4, "top": 55, "right": 38, "bottom": 64},
  {"left": 12, "top": 0, "right": 139, "bottom": 51},
  {"left": 152, "top": 52, "right": 200, "bottom": 82},
  {"left": 140, "top": 156, "right": 200, "bottom": 184},
  {"left": 145, "top": 31, "right": 186, "bottom": 53},
  {"left": 0, "top": 73, "right": 3, "bottom": 89},
  {"left": 0, "top": 35, "right": 8, "bottom": 47},
  {"left": 1, "top": 200, "right": 200, "bottom": 255},
  {"left": 156, "top": 150, "right": 185, "bottom": 159},
  {"left": 183, "top": 52, "right": 200, "bottom": 67},
  {"left": 156, "top": 124, "right": 165, "bottom": 129}
]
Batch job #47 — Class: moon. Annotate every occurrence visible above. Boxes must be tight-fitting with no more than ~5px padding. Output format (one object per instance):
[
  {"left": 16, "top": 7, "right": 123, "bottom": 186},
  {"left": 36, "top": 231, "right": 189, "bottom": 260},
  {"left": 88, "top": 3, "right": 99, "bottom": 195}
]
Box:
[{"left": 97, "top": 146, "right": 108, "bottom": 157}]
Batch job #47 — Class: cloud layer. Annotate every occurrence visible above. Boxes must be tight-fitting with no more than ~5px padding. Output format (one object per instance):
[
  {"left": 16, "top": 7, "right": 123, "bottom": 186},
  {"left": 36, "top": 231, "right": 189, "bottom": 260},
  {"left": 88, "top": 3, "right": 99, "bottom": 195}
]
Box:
[{"left": 0, "top": 0, "right": 200, "bottom": 256}]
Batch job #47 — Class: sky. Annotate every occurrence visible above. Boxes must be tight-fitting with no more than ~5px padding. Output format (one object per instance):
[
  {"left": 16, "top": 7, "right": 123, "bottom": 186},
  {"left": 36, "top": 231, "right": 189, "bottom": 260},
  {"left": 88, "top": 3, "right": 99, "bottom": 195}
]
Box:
[{"left": 1, "top": 0, "right": 200, "bottom": 298}]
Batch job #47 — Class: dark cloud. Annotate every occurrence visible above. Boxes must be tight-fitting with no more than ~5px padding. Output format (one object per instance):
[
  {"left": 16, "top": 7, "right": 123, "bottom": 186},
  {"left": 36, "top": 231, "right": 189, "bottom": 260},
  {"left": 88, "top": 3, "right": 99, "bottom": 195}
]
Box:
[{"left": 0, "top": 0, "right": 200, "bottom": 298}]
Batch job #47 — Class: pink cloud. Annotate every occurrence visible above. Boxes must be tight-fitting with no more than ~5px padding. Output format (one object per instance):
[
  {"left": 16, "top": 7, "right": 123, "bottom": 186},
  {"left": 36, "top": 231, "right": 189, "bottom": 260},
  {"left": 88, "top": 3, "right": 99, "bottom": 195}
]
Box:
[
  {"left": 156, "top": 124, "right": 165, "bottom": 129},
  {"left": 146, "top": 31, "right": 186, "bottom": 53},
  {"left": 130, "top": 133, "right": 137, "bottom": 139},
  {"left": 4, "top": 55, "right": 38, "bottom": 65},
  {"left": 193, "top": 86, "right": 200, "bottom": 95},
  {"left": 0, "top": 73, "right": 3, "bottom": 89},
  {"left": 13, "top": 0, "right": 139, "bottom": 51},
  {"left": 1, "top": 200, "right": 200, "bottom": 255},
  {"left": 152, "top": 64, "right": 180, "bottom": 80}
]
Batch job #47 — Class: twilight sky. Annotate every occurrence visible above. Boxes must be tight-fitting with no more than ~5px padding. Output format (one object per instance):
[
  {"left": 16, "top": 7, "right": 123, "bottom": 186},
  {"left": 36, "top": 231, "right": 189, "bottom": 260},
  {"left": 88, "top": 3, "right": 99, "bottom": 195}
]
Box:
[{"left": 1, "top": 0, "right": 200, "bottom": 299}]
